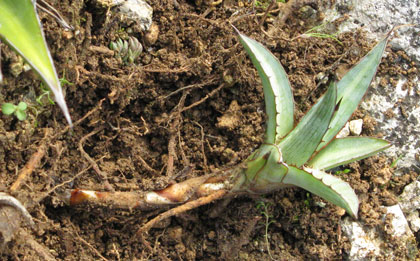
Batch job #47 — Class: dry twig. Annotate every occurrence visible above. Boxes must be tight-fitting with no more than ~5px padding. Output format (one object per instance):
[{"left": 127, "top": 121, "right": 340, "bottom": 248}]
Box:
[
  {"left": 78, "top": 126, "right": 114, "bottom": 191},
  {"left": 180, "top": 83, "right": 226, "bottom": 113},
  {"left": 10, "top": 129, "right": 51, "bottom": 192}
]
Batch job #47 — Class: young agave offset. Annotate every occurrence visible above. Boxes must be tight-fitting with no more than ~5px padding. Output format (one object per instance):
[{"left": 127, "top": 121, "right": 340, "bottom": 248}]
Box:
[
  {"left": 233, "top": 30, "right": 390, "bottom": 217},
  {"left": 68, "top": 30, "right": 390, "bottom": 231}
]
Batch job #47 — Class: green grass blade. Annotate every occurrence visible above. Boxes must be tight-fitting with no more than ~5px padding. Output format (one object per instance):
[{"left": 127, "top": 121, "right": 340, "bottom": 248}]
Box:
[
  {"left": 316, "top": 37, "right": 388, "bottom": 150},
  {"left": 236, "top": 30, "right": 294, "bottom": 144},
  {"left": 308, "top": 137, "right": 391, "bottom": 170},
  {"left": 283, "top": 166, "right": 358, "bottom": 218},
  {"left": 278, "top": 82, "right": 337, "bottom": 167},
  {"left": 0, "top": 0, "right": 72, "bottom": 125}
]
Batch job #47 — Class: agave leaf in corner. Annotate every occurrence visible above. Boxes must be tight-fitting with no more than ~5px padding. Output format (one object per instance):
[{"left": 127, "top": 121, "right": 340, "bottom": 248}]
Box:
[{"left": 0, "top": 0, "right": 72, "bottom": 125}]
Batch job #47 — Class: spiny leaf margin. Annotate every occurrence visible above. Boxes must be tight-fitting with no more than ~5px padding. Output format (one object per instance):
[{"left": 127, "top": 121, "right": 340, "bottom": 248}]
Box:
[
  {"left": 235, "top": 28, "right": 294, "bottom": 144},
  {"left": 309, "top": 137, "right": 391, "bottom": 170}
]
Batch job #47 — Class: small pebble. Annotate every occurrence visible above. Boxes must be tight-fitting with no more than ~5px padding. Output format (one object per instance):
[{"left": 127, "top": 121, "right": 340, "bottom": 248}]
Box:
[
  {"left": 145, "top": 23, "right": 159, "bottom": 45},
  {"left": 168, "top": 226, "right": 183, "bottom": 242},
  {"left": 349, "top": 119, "right": 363, "bottom": 136}
]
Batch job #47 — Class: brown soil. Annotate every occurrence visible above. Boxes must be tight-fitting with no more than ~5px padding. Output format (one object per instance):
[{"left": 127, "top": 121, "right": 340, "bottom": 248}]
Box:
[{"left": 0, "top": 0, "right": 418, "bottom": 260}]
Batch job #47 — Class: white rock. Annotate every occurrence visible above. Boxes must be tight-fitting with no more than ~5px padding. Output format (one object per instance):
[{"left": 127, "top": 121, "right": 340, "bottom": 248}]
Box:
[
  {"left": 406, "top": 211, "right": 420, "bottom": 233},
  {"left": 383, "top": 205, "right": 412, "bottom": 237},
  {"left": 398, "top": 181, "right": 420, "bottom": 232},
  {"left": 118, "top": 0, "right": 153, "bottom": 31},
  {"left": 336, "top": 122, "right": 350, "bottom": 138},
  {"left": 349, "top": 119, "right": 363, "bottom": 136},
  {"left": 327, "top": 0, "right": 420, "bottom": 63},
  {"left": 341, "top": 205, "right": 416, "bottom": 260},
  {"left": 341, "top": 218, "right": 381, "bottom": 260},
  {"left": 398, "top": 181, "right": 420, "bottom": 212},
  {"left": 324, "top": 1, "right": 420, "bottom": 172}
]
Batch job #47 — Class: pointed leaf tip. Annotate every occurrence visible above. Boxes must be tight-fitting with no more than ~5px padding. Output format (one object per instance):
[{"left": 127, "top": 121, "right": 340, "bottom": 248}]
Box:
[
  {"left": 309, "top": 137, "right": 391, "bottom": 170},
  {"left": 237, "top": 32, "right": 294, "bottom": 143},
  {"left": 0, "top": 0, "right": 72, "bottom": 126},
  {"left": 317, "top": 36, "right": 389, "bottom": 150}
]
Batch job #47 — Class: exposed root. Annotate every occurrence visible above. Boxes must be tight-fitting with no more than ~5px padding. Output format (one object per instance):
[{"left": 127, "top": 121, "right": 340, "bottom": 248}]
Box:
[
  {"left": 180, "top": 83, "right": 226, "bottom": 113},
  {"left": 35, "top": 165, "right": 93, "bottom": 204},
  {"left": 78, "top": 126, "right": 114, "bottom": 191},
  {"left": 10, "top": 128, "right": 50, "bottom": 192},
  {"left": 137, "top": 154, "right": 160, "bottom": 175},
  {"left": 192, "top": 121, "right": 209, "bottom": 172},
  {"left": 18, "top": 230, "right": 56, "bottom": 261},
  {"left": 52, "top": 98, "right": 106, "bottom": 139},
  {"left": 141, "top": 65, "right": 190, "bottom": 73},
  {"left": 165, "top": 91, "right": 188, "bottom": 178},
  {"left": 258, "top": 0, "right": 277, "bottom": 28},
  {"left": 136, "top": 190, "right": 227, "bottom": 236},
  {"left": 160, "top": 77, "right": 217, "bottom": 100}
]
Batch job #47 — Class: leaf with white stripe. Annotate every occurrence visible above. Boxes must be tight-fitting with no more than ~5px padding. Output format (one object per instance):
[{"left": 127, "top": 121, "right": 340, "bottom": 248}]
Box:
[
  {"left": 0, "top": 0, "right": 72, "bottom": 125},
  {"left": 236, "top": 29, "right": 294, "bottom": 144},
  {"left": 282, "top": 166, "right": 359, "bottom": 218}
]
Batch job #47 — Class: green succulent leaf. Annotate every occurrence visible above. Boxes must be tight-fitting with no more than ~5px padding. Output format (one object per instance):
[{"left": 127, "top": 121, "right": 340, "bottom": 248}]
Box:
[
  {"left": 17, "top": 101, "right": 27, "bottom": 111},
  {"left": 15, "top": 109, "right": 27, "bottom": 121},
  {"left": 316, "top": 36, "right": 388, "bottom": 150},
  {"left": 308, "top": 137, "right": 391, "bottom": 170},
  {"left": 278, "top": 82, "right": 337, "bottom": 167},
  {"left": 1, "top": 103, "right": 16, "bottom": 115},
  {"left": 0, "top": 0, "right": 72, "bottom": 125},
  {"left": 236, "top": 29, "right": 294, "bottom": 143},
  {"left": 282, "top": 166, "right": 358, "bottom": 218}
]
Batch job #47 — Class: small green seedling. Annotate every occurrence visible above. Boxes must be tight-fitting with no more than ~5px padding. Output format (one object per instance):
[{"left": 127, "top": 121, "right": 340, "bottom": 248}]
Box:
[
  {"left": 0, "top": 0, "right": 72, "bottom": 125},
  {"left": 390, "top": 155, "right": 403, "bottom": 168},
  {"left": 36, "top": 75, "right": 73, "bottom": 106},
  {"left": 2, "top": 102, "right": 28, "bottom": 121},
  {"left": 257, "top": 201, "right": 275, "bottom": 260},
  {"left": 335, "top": 168, "right": 351, "bottom": 175},
  {"left": 296, "top": 22, "right": 342, "bottom": 45},
  {"left": 36, "top": 84, "right": 55, "bottom": 106}
]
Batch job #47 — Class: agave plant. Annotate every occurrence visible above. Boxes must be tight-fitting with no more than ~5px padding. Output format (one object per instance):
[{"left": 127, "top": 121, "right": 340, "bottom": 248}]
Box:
[
  {"left": 68, "top": 30, "right": 390, "bottom": 229},
  {"left": 0, "top": 0, "right": 72, "bottom": 125},
  {"left": 231, "top": 31, "right": 390, "bottom": 217}
]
